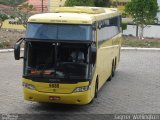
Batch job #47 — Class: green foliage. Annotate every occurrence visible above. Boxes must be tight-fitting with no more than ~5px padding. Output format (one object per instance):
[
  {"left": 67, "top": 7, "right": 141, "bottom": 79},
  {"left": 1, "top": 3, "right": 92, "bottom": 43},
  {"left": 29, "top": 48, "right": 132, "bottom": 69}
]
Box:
[
  {"left": 125, "top": 0, "right": 158, "bottom": 25},
  {"left": 65, "top": 0, "right": 95, "bottom": 6},
  {"left": 125, "top": 0, "right": 158, "bottom": 39},
  {"left": 121, "top": 22, "right": 127, "bottom": 31},
  {"left": 0, "top": 0, "right": 26, "bottom": 6},
  {"left": 0, "top": 13, "right": 9, "bottom": 28},
  {"left": 65, "top": 0, "right": 111, "bottom": 7},
  {"left": 122, "top": 12, "right": 127, "bottom": 18},
  {"left": 94, "top": 0, "right": 111, "bottom": 7},
  {"left": 0, "top": 14, "right": 8, "bottom": 22}
]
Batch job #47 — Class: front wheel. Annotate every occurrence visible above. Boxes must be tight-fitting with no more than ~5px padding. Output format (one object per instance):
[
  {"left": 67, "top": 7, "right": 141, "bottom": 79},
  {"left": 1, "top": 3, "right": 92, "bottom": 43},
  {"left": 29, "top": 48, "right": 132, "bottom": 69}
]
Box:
[{"left": 89, "top": 80, "right": 98, "bottom": 104}]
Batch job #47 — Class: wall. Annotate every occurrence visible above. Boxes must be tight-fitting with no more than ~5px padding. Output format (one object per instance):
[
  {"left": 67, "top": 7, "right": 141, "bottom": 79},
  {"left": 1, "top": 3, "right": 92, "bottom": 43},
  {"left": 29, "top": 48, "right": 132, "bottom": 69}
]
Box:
[
  {"left": 123, "top": 25, "right": 160, "bottom": 38},
  {"left": 27, "top": 0, "right": 48, "bottom": 12},
  {"left": 49, "top": 0, "right": 66, "bottom": 12}
]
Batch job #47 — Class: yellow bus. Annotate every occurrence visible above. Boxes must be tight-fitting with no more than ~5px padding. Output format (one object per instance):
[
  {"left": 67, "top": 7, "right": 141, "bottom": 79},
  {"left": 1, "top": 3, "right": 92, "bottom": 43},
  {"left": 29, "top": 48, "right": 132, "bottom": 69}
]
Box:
[{"left": 14, "top": 7, "right": 122, "bottom": 105}]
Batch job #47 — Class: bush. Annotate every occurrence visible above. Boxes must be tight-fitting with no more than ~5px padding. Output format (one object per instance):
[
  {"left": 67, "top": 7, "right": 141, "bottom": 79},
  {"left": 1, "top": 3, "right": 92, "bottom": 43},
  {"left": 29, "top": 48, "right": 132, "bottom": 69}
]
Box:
[
  {"left": 65, "top": 0, "right": 94, "bottom": 6},
  {"left": 121, "top": 22, "right": 127, "bottom": 31}
]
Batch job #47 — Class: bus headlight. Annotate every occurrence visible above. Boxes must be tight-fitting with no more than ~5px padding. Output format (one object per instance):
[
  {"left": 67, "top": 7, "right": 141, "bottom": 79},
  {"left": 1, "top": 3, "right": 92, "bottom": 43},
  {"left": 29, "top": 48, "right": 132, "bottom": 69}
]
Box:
[
  {"left": 73, "top": 86, "right": 89, "bottom": 92},
  {"left": 23, "top": 82, "right": 36, "bottom": 90}
]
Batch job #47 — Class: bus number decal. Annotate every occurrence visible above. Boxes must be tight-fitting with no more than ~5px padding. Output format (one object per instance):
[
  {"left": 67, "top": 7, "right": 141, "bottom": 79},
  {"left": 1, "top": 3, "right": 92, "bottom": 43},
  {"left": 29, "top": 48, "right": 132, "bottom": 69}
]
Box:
[{"left": 49, "top": 84, "right": 59, "bottom": 88}]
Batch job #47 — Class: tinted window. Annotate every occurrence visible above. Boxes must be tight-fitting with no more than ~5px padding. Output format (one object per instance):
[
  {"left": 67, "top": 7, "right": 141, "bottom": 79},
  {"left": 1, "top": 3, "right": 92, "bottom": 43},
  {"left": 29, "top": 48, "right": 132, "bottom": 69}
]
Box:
[
  {"left": 26, "top": 23, "right": 91, "bottom": 41},
  {"left": 26, "top": 24, "right": 57, "bottom": 39}
]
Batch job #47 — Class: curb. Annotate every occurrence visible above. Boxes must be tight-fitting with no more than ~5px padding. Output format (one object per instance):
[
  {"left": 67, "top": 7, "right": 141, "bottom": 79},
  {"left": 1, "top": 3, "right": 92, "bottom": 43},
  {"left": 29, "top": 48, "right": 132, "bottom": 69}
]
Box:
[
  {"left": 0, "top": 49, "right": 14, "bottom": 53},
  {"left": 0, "top": 48, "right": 24, "bottom": 53},
  {"left": 121, "top": 47, "right": 160, "bottom": 51},
  {"left": 0, "top": 47, "right": 160, "bottom": 53}
]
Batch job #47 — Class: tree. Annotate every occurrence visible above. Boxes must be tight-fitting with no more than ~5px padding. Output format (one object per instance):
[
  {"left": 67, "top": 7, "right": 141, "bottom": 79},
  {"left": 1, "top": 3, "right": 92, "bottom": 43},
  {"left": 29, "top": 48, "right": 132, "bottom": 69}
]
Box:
[
  {"left": 0, "top": 0, "right": 33, "bottom": 29},
  {"left": 94, "top": 0, "right": 111, "bottom": 7},
  {"left": 125, "top": 0, "right": 158, "bottom": 39},
  {"left": 65, "top": 0, "right": 111, "bottom": 7},
  {"left": 65, "top": 0, "right": 95, "bottom": 6},
  {"left": 13, "top": 3, "right": 35, "bottom": 28},
  {"left": 0, "top": 0, "right": 26, "bottom": 6},
  {"left": 0, "top": 13, "right": 9, "bottom": 28}
]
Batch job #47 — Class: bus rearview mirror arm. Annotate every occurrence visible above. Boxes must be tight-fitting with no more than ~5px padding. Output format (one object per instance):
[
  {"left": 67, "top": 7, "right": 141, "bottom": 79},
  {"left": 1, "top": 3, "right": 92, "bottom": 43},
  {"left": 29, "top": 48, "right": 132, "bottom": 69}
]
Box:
[{"left": 14, "top": 38, "right": 24, "bottom": 60}]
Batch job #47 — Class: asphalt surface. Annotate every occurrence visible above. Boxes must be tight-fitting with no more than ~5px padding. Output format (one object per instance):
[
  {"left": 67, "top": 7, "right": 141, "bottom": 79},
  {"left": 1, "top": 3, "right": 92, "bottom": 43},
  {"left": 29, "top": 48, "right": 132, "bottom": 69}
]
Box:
[{"left": 0, "top": 50, "right": 160, "bottom": 114}]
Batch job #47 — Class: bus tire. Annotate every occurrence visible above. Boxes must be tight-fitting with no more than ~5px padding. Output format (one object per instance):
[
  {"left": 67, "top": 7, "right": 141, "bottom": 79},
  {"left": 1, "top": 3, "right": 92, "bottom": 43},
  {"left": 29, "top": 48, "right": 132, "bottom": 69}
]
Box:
[
  {"left": 89, "top": 79, "right": 98, "bottom": 104},
  {"left": 112, "top": 60, "right": 116, "bottom": 77},
  {"left": 95, "top": 79, "right": 98, "bottom": 98},
  {"left": 108, "top": 61, "right": 114, "bottom": 81},
  {"left": 115, "top": 57, "right": 117, "bottom": 70}
]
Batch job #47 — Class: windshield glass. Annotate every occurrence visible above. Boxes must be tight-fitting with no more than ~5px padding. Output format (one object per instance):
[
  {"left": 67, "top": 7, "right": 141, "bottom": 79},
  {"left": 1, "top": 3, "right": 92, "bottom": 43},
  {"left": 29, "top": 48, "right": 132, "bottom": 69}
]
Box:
[
  {"left": 24, "top": 42, "right": 91, "bottom": 80},
  {"left": 26, "top": 23, "right": 91, "bottom": 41}
]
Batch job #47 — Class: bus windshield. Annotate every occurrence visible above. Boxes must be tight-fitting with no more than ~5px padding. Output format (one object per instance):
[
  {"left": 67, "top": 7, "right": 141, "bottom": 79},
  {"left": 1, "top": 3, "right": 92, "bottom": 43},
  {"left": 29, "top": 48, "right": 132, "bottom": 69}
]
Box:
[
  {"left": 23, "top": 42, "right": 94, "bottom": 82},
  {"left": 26, "top": 23, "right": 92, "bottom": 41}
]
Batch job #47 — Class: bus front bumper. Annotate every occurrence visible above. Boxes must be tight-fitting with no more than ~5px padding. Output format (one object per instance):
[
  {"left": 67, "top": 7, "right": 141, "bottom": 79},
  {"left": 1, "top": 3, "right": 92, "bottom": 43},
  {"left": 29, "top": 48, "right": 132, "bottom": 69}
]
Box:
[{"left": 24, "top": 88, "right": 92, "bottom": 105}]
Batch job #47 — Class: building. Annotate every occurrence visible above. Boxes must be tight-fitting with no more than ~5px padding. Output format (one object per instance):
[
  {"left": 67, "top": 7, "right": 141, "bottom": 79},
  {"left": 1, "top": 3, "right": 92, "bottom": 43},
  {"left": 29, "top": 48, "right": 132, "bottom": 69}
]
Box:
[
  {"left": 48, "top": 0, "right": 66, "bottom": 12},
  {"left": 26, "top": 0, "right": 49, "bottom": 12},
  {"left": 25, "top": 0, "right": 67, "bottom": 13}
]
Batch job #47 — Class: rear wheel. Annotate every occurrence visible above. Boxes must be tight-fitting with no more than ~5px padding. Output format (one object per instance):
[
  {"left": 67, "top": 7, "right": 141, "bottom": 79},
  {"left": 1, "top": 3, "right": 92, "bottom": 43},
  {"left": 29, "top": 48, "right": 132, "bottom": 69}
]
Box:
[
  {"left": 94, "top": 80, "right": 98, "bottom": 98},
  {"left": 108, "top": 60, "right": 115, "bottom": 81},
  {"left": 112, "top": 60, "right": 116, "bottom": 77}
]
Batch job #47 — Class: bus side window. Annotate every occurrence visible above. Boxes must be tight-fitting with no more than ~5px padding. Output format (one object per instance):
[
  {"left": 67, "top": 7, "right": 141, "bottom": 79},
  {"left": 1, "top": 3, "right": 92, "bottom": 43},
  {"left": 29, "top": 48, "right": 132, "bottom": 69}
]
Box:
[{"left": 97, "top": 16, "right": 120, "bottom": 45}]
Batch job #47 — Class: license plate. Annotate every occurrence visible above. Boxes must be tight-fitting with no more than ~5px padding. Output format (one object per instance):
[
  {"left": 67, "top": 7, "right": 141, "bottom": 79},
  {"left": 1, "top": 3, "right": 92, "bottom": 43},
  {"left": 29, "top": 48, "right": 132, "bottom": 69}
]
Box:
[{"left": 49, "top": 96, "right": 60, "bottom": 101}]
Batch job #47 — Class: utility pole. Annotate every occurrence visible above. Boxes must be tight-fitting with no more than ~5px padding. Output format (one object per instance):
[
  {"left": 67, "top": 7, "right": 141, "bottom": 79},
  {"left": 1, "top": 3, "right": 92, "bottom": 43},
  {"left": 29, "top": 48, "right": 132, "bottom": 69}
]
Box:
[
  {"left": 41, "top": 0, "right": 44, "bottom": 13},
  {"left": 116, "top": 0, "right": 118, "bottom": 7},
  {"left": 136, "top": 24, "right": 139, "bottom": 38}
]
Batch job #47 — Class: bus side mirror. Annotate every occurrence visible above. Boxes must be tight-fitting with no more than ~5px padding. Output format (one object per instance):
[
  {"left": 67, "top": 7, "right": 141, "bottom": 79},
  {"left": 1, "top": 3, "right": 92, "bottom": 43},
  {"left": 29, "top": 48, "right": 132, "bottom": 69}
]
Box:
[
  {"left": 14, "top": 38, "right": 24, "bottom": 60},
  {"left": 90, "top": 46, "right": 96, "bottom": 64}
]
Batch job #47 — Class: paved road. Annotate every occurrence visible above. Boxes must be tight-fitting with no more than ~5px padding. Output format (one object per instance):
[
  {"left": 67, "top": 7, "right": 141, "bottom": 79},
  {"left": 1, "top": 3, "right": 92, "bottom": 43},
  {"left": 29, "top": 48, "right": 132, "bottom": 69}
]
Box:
[{"left": 0, "top": 50, "right": 160, "bottom": 114}]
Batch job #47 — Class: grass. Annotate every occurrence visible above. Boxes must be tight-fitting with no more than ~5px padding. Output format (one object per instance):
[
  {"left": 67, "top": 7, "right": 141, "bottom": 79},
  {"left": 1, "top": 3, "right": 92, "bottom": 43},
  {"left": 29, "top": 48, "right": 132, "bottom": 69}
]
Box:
[{"left": 122, "top": 36, "right": 160, "bottom": 48}]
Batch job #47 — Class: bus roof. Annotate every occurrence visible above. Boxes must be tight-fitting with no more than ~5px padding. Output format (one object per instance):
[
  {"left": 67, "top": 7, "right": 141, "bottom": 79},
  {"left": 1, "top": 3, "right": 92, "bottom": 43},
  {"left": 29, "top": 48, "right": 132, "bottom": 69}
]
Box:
[{"left": 28, "top": 7, "right": 120, "bottom": 24}]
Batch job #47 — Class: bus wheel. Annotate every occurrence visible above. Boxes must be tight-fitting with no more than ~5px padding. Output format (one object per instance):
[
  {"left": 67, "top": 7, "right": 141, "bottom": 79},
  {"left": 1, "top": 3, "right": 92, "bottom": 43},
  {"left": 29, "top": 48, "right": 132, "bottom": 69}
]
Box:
[
  {"left": 95, "top": 80, "right": 98, "bottom": 98},
  {"left": 108, "top": 60, "right": 115, "bottom": 81},
  {"left": 112, "top": 60, "right": 116, "bottom": 77},
  {"left": 89, "top": 79, "right": 98, "bottom": 104}
]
